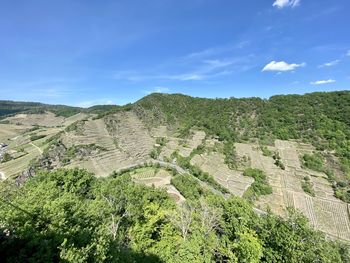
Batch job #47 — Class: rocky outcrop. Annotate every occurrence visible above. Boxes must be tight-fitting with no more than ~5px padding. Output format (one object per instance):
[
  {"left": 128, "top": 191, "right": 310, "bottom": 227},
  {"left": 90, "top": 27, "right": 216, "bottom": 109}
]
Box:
[{"left": 15, "top": 167, "right": 36, "bottom": 186}]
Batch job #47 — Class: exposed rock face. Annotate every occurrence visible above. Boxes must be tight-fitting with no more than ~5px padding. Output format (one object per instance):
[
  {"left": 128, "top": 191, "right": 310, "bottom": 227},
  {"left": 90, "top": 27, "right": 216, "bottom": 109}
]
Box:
[
  {"left": 37, "top": 141, "right": 68, "bottom": 170},
  {"left": 35, "top": 140, "right": 106, "bottom": 171},
  {"left": 15, "top": 167, "right": 35, "bottom": 186}
]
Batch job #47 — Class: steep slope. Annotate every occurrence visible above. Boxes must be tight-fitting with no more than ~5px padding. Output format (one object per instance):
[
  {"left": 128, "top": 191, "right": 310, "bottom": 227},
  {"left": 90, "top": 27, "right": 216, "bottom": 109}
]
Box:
[
  {"left": 134, "top": 91, "right": 350, "bottom": 201},
  {"left": 1, "top": 91, "right": 350, "bottom": 243}
]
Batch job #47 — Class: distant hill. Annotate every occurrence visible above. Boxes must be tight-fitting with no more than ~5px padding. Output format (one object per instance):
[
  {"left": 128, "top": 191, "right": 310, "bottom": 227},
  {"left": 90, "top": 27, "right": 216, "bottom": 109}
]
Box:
[
  {"left": 0, "top": 100, "right": 83, "bottom": 118},
  {"left": 0, "top": 100, "right": 126, "bottom": 119}
]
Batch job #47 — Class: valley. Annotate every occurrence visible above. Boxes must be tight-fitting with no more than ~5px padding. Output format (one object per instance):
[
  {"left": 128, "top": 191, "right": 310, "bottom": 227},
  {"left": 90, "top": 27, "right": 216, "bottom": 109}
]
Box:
[
  {"left": 1, "top": 92, "right": 350, "bottom": 244},
  {"left": 1, "top": 92, "right": 350, "bottom": 262}
]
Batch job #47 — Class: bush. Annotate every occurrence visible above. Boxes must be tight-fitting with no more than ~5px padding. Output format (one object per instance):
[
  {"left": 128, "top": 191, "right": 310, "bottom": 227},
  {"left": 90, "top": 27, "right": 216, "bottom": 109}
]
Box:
[
  {"left": 30, "top": 134, "right": 46, "bottom": 141},
  {"left": 243, "top": 168, "right": 272, "bottom": 201},
  {"left": 171, "top": 174, "right": 204, "bottom": 199},
  {"left": 1, "top": 152, "right": 12, "bottom": 163},
  {"left": 260, "top": 145, "right": 273, "bottom": 157},
  {"left": 302, "top": 153, "right": 324, "bottom": 172},
  {"left": 301, "top": 177, "right": 315, "bottom": 197},
  {"left": 273, "top": 152, "right": 285, "bottom": 170}
]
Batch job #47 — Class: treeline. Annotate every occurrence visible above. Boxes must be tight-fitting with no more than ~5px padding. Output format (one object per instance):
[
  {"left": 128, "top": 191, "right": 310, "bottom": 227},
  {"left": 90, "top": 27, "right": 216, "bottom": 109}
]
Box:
[
  {"left": 0, "top": 169, "right": 349, "bottom": 262},
  {"left": 0, "top": 100, "right": 122, "bottom": 119},
  {"left": 0, "top": 100, "right": 82, "bottom": 118}
]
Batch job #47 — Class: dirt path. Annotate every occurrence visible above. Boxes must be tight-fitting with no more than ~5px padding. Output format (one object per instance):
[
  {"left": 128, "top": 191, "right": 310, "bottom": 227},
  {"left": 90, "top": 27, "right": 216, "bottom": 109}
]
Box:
[{"left": 30, "top": 143, "right": 43, "bottom": 154}]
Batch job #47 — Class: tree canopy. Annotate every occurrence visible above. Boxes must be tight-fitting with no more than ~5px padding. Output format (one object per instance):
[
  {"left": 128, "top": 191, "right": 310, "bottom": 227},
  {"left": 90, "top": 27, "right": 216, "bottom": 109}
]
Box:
[{"left": 0, "top": 169, "right": 348, "bottom": 262}]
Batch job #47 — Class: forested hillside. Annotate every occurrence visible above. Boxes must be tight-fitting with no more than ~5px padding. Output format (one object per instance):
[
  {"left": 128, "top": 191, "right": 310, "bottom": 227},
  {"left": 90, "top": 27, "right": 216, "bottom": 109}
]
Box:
[
  {"left": 135, "top": 91, "right": 350, "bottom": 148},
  {"left": 0, "top": 169, "right": 348, "bottom": 262},
  {"left": 134, "top": 91, "right": 350, "bottom": 198}
]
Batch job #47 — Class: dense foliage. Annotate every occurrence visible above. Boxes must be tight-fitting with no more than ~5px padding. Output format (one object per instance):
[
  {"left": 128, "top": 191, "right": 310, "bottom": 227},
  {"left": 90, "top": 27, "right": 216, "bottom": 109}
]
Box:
[
  {"left": 243, "top": 168, "right": 273, "bottom": 201},
  {"left": 301, "top": 153, "right": 325, "bottom": 172},
  {"left": 0, "top": 169, "right": 348, "bottom": 262},
  {"left": 29, "top": 134, "right": 46, "bottom": 141},
  {"left": 171, "top": 174, "right": 205, "bottom": 200}
]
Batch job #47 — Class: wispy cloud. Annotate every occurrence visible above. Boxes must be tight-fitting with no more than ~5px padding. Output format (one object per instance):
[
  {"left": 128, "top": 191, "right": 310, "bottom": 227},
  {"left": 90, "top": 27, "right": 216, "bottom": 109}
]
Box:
[
  {"left": 319, "top": 59, "right": 340, "bottom": 68},
  {"left": 113, "top": 71, "right": 144, "bottom": 81},
  {"left": 186, "top": 41, "right": 250, "bottom": 59},
  {"left": 306, "top": 7, "right": 339, "bottom": 21},
  {"left": 203, "top": 59, "right": 236, "bottom": 69},
  {"left": 310, "top": 79, "right": 336, "bottom": 85},
  {"left": 113, "top": 54, "right": 255, "bottom": 82},
  {"left": 262, "top": 61, "right": 306, "bottom": 72},
  {"left": 273, "top": 0, "right": 300, "bottom": 9},
  {"left": 347, "top": 50, "right": 350, "bottom": 56},
  {"left": 165, "top": 74, "right": 204, "bottom": 81},
  {"left": 0, "top": 78, "right": 79, "bottom": 100},
  {"left": 112, "top": 71, "right": 205, "bottom": 82}
]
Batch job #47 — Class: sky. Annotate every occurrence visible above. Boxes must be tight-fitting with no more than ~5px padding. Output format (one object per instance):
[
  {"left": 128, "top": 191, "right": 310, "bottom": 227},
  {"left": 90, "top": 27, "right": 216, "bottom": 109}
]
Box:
[{"left": 0, "top": 0, "right": 349, "bottom": 107}]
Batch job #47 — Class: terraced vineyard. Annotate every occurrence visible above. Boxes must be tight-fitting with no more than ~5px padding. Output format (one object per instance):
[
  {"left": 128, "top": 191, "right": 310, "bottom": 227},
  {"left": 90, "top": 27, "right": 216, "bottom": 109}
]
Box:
[
  {"left": 0, "top": 123, "right": 31, "bottom": 142},
  {"left": 107, "top": 112, "right": 155, "bottom": 160},
  {"left": 159, "top": 130, "right": 206, "bottom": 159},
  {"left": 0, "top": 112, "right": 91, "bottom": 179},
  {"left": 235, "top": 141, "right": 350, "bottom": 242},
  {"left": 62, "top": 112, "right": 156, "bottom": 177},
  {"left": 130, "top": 167, "right": 185, "bottom": 203},
  {"left": 5, "top": 112, "right": 65, "bottom": 127},
  {"left": 191, "top": 152, "right": 254, "bottom": 197},
  {"left": 0, "top": 136, "right": 46, "bottom": 178}
]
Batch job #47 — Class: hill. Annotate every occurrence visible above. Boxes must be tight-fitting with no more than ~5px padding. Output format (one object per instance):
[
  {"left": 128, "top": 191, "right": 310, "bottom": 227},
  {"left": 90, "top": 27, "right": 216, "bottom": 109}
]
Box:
[
  {"left": 1, "top": 90, "right": 350, "bottom": 262},
  {"left": 0, "top": 100, "right": 84, "bottom": 118}
]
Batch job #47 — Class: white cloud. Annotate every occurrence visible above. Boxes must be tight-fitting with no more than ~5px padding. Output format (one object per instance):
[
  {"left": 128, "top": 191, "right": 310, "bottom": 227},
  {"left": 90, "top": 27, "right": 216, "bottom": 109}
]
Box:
[
  {"left": 310, "top": 79, "right": 336, "bottom": 85},
  {"left": 143, "top": 87, "right": 171, "bottom": 95},
  {"left": 262, "top": 61, "right": 306, "bottom": 72},
  {"left": 347, "top": 50, "right": 350, "bottom": 56},
  {"left": 143, "top": 87, "right": 170, "bottom": 95},
  {"left": 319, "top": 60, "right": 340, "bottom": 68},
  {"left": 76, "top": 99, "right": 114, "bottom": 108},
  {"left": 154, "top": 87, "right": 170, "bottom": 93},
  {"left": 273, "top": 0, "right": 300, "bottom": 9}
]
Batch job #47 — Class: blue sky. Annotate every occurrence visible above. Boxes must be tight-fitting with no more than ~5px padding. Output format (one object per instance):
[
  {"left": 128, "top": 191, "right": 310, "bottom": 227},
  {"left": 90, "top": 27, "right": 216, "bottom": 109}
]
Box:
[{"left": 0, "top": 0, "right": 349, "bottom": 107}]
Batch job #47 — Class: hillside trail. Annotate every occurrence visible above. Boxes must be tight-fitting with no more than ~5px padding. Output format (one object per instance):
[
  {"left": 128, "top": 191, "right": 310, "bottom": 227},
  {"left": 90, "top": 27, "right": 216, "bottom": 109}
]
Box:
[{"left": 30, "top": 143, "right": 43, "bottom": 154}]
